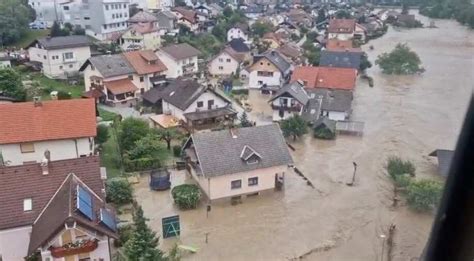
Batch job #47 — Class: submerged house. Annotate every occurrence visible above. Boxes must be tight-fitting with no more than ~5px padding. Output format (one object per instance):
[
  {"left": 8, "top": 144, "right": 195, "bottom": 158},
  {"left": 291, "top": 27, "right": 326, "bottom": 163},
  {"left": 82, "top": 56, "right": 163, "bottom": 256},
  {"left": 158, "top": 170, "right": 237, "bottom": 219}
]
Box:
[
  {"left": 182, "top": 124, "right": 294, "bottom": 201},
  {"left": 246, "top": 50, "right": 292, "bottom": 91},
  {"left": 142, "top": 78, "right": 237, "bottom": 130}
]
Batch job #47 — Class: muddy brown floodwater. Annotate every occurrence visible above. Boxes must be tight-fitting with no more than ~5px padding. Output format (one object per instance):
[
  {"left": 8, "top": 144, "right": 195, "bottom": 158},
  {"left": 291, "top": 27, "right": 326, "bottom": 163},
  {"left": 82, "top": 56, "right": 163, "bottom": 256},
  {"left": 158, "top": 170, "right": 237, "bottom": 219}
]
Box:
[{"left": 133, "top": 11, "right": 474, "bottom": 261}]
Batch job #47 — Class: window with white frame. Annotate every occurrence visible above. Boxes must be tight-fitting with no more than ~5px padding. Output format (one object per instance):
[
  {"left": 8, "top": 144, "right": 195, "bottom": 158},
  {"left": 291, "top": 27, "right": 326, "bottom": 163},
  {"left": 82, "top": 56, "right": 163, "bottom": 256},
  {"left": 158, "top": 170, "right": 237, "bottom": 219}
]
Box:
[
  {"left": 248, "top": 177, "right": 258, "bottom": 186},
  {"left": 63, "top": 52, "right": 74, "bottom": 60},
  {"left": 23, "top": 198, "right": 32, "bottom": 211}
]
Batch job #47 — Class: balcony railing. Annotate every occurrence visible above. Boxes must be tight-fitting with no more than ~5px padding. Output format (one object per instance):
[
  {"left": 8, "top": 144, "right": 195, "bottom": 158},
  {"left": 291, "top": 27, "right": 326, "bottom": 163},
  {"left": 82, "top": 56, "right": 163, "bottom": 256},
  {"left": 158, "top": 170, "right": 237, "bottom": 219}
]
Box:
[
  {"left": 49, "top": 239, "right": 98, "bottom": 258},
  {"left": 271, "top": 104, "right": 302, "bottom": 112}
]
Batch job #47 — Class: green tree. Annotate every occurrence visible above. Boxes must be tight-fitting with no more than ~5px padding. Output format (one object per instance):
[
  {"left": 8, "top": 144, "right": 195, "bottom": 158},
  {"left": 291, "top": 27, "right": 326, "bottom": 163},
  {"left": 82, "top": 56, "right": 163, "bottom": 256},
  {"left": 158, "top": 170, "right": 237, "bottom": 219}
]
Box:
[
  {"left": 375, "top": 43, "right": 423, "bottom": 75},
  {"left": 118, "top": 117, "right": 151, "bottom": 152},
  {"left": 239, "top": 111, "right": 252, "bottom": 127},
  {"left": 95, "top": 125, "right": 109, "bottom": 146},
  {"left": 359, "top": 53, "right": 372, "bottom": 72},
  {"left": 124, "top": 206, "right": 165, "bottom": 261},
  {"left": 161, "top": 35, "right": 176, "bottom": 46},
  {"left": 51, "top": 21, "right": 70, "bottom": 37},
  {"left": 155, "top": 128, "right": 179, "bottom": 150},
  {"left": 406, "top": 179, "right": 443, "bottom": 212},
  {"left": 316, "top": 8, "right": 327, "bottom": 24},
  {"left": 106, "top": 179, "right": 134, "bottom": 205},
  {"left": 128, "top": 133, "right": 167, "bottom": 160},
  {"left": 280, "top": 115, "right": 308, "bottom": 141},
  {"left": 211, "top": 23, "right": 227, "bottom": 42},
  {"left": 335, "top": 10, "right": 352, "bottom": 19},
  {"left": 251, "top": 21, "right": 274, "bottom": 37},
  {"left": 0, "top": 0, "right": 32, "bottom": 46},
  {"left": 0, "top": 68, "right": 26, "bottom": 101},
  {"left": 386, "top": 156, "right": 416, "bottom": 179},
  {"left": 171, "top": 184, "right": 202, "bottom": 209},
  {"left": 223, "top": 6, "right": 233, "bottom": 17}
]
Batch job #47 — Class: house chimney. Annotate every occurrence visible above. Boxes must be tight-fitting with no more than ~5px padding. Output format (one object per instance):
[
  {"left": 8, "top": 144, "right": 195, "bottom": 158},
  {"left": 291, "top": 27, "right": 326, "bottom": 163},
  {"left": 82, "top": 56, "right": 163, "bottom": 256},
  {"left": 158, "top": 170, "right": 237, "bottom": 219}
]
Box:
[
  {"left": 33, "top": 96, "right": 42, "bottom": 107},
  {"left": 41, "top": 150, "right": 50, "bottom": 175}
]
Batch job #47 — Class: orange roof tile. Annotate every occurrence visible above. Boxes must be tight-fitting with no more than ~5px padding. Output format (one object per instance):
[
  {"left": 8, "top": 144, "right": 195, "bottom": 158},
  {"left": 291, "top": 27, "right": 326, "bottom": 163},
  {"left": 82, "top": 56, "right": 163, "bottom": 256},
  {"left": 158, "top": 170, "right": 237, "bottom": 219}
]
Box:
[
  {"left": 0, "top": 99, "right": 96, "bottom": 144},
  {"left": 328, "top": 19, "right": 356, "bottom": 33},
  {"left": 104, "top": 79, "right": 139, "bottom": 95},
  {"left": 291, "top": 66, "right": 357, "bottom": 91},
  {"left": 123, "top": 50, "right": 167, "bottom": 75},
  {"left": 326, "top": 39, "right": 362, "bottom": 53}
]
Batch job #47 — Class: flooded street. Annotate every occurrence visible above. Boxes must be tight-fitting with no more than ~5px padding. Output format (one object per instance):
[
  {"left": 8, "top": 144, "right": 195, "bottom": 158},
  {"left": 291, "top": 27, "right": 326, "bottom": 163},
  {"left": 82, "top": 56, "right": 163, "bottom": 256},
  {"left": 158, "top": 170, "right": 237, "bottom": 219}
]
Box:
[{"left": 134, "top": 12, "right": 473, "bottom": 261}]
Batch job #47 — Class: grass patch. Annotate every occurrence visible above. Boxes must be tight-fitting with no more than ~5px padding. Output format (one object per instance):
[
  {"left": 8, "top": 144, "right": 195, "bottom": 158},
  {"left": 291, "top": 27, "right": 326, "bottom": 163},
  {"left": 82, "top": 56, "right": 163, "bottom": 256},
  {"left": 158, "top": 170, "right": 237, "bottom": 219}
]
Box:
[
  {"left": 98, "top": 108, "right": 119, "bottom": 122},
  {"left": 101, "top": 129, "right": 122, "bottom": 179},
  {"left": 5, "top": 29, "right": 50, "bottom": 49},
  {"left": 30, "top": 74, "right": 84, "bottom": 99}
]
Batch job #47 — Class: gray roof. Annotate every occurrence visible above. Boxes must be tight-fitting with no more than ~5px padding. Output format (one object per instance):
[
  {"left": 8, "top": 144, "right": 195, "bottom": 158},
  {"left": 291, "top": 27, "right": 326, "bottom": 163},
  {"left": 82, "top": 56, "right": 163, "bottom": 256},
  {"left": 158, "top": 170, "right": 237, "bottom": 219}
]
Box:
[
  {"left": 269, "top": 81, "right": 309, "bottom": 105},
  {"left": 313, "top": 117, "right": 336, "bottom": 133},
  {"left": 158, "top": 10, "right": 176, "bottom": 19},
  {"left": 319, "top": 50, "right": 361, "bottom": 69},
  {"left": 183, "top": 106, "right": 237, "bottom": 121},
  {"left": 320, "top": 89, "right": 353, "bottom": 112},
  {"left": 82, "top": 54, "right": 135, "bottom": 78},
  {"left": 31, "top": 36, "right": 90, "bottom": 50},
  {"left": 429, "top": 149, "right": 454, "bottom": 177},
  {"left": 160, "top": 43, "right": 201, "bottom": 60},
  {"left": 128, "top": 11, "right": 158, "bottom": 23},
  {"left": 189, "top": 124, "right": 293, "bottom": 177},
  {"left": 255, "top": 50, "right": 292, "bottom": 75}
]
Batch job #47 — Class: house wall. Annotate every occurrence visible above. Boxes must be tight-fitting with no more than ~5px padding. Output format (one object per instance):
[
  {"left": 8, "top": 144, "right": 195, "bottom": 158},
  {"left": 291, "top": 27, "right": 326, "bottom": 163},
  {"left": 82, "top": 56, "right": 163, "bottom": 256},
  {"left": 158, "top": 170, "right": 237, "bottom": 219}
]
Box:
[
  {"left": 248, "top": 58, "right": 282, "bottom": 89},
  {"left": 162, "top": 91, "right": 228, "bottom": 121},
  {"left": 0, "top": 226, "right": 32, "bottom": 261},
  {"left": 40, "top": 227, "right": 111, "bottom": 261},
  {"left": 322, "top": 110, "right": 348, "bottom": 121},
  {"left": 83, "top": 64, "right": 105, "bottom": 92},
  {"left": 208, "top": 52, "right": 239, "bottom": 76},
  {"left": 208, "top": 165, "right": 288, "bottom": 200},
  {"left": 143, "top": 31, "right": 161, "bottom": 50},
  {"left": 156, "top": 51, "right": 198, "bottom": 78},
  {"left": 271, "top": 97, "right": 303, "bottom": 121},
  {"left": 29, "top": 45, "right": 91, "bottom": 79},
  {"left": 328, "top": 32, "right": 354, "bottom": 41},
  {"left": 0, "top": 137, "right": 93, "bottom": 166},
  {"left": 227, "top": 28, "right": 248, "bottom": 42}
]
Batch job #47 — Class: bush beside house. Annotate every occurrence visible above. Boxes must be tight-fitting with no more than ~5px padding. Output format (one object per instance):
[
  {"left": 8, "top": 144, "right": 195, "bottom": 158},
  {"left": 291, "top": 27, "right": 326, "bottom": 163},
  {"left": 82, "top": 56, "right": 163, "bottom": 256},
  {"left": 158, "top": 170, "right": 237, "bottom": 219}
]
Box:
[{"left": 171, "top": 184, "right": 201, "bottom": 210}]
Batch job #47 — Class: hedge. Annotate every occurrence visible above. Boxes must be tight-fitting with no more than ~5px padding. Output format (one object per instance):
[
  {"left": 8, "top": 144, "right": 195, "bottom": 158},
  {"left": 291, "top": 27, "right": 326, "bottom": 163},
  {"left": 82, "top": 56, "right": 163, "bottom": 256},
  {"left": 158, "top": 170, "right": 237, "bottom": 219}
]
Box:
[
  {"left": 123, "top": 158, "right": 161, "bottom": 172},
  {"left": 171, "top": 184, "right": 201, "bottom": 210}
]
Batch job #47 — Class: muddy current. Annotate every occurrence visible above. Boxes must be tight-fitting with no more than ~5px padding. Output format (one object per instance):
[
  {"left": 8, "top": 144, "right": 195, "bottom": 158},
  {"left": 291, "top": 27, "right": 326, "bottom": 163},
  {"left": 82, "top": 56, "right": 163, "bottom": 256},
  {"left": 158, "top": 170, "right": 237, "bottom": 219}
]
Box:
[{"left": 135, "top": 11, "right": 474, "bottom": 261}]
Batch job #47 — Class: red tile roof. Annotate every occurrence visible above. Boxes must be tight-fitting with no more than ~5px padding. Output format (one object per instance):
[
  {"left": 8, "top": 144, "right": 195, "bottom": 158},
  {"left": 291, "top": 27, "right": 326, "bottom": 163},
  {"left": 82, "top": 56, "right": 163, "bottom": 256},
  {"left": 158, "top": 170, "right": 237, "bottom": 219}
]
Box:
[
  {"left": 0, "top": 156, "right": 104, "bottom": 230},
  {"left": 0, "top": 99, "right": 96, "bottom": 144},
  {"left": 328, "top": 19, "right": 356, "bottom": 34},
  {"left": 104, "top": 79, "right": 139, "bottom": 95},
  {"left": 326, "top": 39, "right": 362, "bottom": 53},
  {"left": 291, "top": 66, "right": 357, "bottom": 90},
  {"left": 123, "top": 50, "right": 167, "bottom": 75}
]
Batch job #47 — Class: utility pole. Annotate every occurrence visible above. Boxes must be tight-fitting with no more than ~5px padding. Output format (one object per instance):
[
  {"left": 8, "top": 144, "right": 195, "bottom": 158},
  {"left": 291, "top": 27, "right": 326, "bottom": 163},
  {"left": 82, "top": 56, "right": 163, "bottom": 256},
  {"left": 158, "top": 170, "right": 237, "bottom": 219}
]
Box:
[
  {"left": 380, "top": 234, "right": 386, "bottom": 261},
  {"left": 346, "top": 161, "right": 358, "bottom": 186}
]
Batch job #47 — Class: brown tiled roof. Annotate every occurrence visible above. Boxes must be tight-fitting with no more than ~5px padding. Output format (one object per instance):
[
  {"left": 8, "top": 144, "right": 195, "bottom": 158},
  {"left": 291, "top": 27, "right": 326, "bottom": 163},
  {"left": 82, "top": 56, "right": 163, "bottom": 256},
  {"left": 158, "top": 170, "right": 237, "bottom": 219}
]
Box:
[
  {"left": 171, "top": 7, "right": 197, "bottom": 23},
  {"left": 0, "top": 156, "right": 104, "bottom": 230},
  {"left": 82, "top": 88, "right": 105, "bottom": 99},
  {"left": 123, "top": 50, "right": 167, "bottom": 75},
  {"left": 160, "top": 43, "right": 201, "bottom": 60},
  {"left": 27, "top": 173, "right": 117, "bottom": 255},
  {"left": 128, "top": 11, "right": 158, "bottom": 23},
  {"left": 291, "top": 66, "right": 357, "bottom": 90},
  {"left": 0, "top": 99, "right": 96, "bottom": 144},
  {"left": 328, "top": 19, "right": 356, "bottom": 33},
  {"left": 277, "top": 44, "right": 302, "bottom": 59},
  {"left": 326, "top": 39, "right": 362, "bottom": 52},
  {"left": 129, "top": 23, "right": 159, "bottom": 34},
  {"left": 104, "top": 79, "right": 139, "bottom": 95}
]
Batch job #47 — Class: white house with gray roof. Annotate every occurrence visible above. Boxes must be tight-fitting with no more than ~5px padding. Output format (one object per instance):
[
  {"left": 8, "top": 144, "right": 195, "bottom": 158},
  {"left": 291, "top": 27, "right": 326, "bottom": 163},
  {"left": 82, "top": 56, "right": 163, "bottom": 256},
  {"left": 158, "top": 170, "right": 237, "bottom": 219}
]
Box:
[
  {"left": 27, "top": 36, "right": 91, "bottom": 79},
  {"left": 156, "top": 43, "right": 201, "bottom": 78},
  {"left": 246, "top": 50, "right": 293, "bottom": 91},
  {"left": 183, "top": 124, "right": 293, "bottom": 200}
]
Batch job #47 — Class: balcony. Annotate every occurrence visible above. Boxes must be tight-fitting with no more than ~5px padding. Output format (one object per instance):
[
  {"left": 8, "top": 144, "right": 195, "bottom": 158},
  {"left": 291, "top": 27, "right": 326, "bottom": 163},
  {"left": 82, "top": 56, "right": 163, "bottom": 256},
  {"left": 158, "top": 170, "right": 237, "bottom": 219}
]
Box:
[
  {"left": 49, "top": 239, "right": 98, "bottom": 258},
  {"left": 271, "top": 104, "right": 302, "bottom": 112}
]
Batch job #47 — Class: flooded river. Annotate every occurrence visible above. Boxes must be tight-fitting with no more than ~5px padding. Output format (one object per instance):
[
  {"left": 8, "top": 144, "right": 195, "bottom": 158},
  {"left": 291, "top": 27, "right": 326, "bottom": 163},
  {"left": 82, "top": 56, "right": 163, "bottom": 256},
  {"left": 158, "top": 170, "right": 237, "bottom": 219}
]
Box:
[{"left": 135, "top": 11, "right": 474, "bottom": 261}]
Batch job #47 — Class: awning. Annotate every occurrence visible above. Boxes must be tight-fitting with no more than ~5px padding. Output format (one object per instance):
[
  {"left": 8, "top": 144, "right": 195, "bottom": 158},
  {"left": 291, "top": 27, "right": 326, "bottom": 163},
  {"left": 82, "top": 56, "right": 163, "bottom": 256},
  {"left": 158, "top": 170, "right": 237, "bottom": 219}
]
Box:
[
  {"left": 183, "top": 107, "right": 237, "bottom": 121},
  {"left": 104, "top": 79, "right": 138, "bottom": 95}
]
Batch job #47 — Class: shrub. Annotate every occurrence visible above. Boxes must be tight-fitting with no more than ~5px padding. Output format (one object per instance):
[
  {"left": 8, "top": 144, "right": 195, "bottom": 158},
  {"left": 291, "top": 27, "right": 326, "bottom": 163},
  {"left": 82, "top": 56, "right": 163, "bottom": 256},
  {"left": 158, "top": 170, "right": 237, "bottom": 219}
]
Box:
[
  {"left": 106, "top": 179, "right": 134, "bottom": 205},
  {"left": 313, "top": 128, "right": 335, "bottom": 140},
  {"left": 95, "top": 125, "right": 109, "bottom": 146},
  {"left": 173, "top": 145, "right": 182, "bottom": 158},
  {"left": 123, "top": 157, "right": 161, "bottom": 172},
  {"left": 171, "top": 184, "right": 201, "bottom": 209},
  {"left": 394, "top": 173, "right": 412, "bottom": 188},
  {"left": 406, "top": 179, "right": 443, "bottom": 212},
  {"left": 114, "top": 224, "right": 134, "bottom": 247},
  {"left": 57, "top": 90, "right": 72, "bottom": 100},
  {"left": 386, "top": 156, "right": 416, "bottom": 179}
]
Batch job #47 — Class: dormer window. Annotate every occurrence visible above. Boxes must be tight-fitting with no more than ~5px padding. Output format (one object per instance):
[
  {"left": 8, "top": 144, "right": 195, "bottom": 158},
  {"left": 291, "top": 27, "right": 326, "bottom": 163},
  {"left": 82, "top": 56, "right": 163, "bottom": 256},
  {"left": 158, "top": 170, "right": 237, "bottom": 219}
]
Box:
[{"left": 240, "top": 145, "right": 261, "bottom": 164}]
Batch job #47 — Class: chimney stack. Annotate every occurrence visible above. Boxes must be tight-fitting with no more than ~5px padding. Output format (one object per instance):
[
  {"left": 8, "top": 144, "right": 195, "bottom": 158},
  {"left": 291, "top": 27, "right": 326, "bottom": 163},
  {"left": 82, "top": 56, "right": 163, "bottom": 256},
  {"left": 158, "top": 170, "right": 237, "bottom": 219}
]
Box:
[
  {"left": 41, "top": 150, "right": 50, "bottom": 175},
  {"left": 33, "top": 96, "right": 42, "bottom": 107}
]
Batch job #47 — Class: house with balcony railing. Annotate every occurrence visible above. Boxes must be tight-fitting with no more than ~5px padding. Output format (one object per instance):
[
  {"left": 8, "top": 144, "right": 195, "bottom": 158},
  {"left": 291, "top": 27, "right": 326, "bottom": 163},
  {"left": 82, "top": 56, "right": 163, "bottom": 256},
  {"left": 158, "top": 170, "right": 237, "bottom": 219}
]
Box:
[{"left": 27, "top": 35, "right": 91, "bottom": 79}]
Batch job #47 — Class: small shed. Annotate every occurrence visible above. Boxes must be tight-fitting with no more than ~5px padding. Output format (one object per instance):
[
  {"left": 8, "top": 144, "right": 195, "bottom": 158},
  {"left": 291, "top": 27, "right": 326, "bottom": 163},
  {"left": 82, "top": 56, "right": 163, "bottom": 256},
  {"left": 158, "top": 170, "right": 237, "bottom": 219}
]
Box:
[
  {"left": 149, "top": 169, "right": 171, "bottom": 191},
  {"left": 313, "top": 117, "right": 336, "bottom": 139}
]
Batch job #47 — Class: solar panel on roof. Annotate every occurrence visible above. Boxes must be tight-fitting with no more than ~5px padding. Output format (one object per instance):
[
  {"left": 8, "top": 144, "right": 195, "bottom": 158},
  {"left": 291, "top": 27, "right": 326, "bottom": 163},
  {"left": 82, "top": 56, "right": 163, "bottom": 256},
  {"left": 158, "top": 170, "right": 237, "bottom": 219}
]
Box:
[
  {"left": 100, "top": 208, "right": 117, "bottom": 231},
  {"left": 77, "top": 185, "right": 94, "bottom": 220}
]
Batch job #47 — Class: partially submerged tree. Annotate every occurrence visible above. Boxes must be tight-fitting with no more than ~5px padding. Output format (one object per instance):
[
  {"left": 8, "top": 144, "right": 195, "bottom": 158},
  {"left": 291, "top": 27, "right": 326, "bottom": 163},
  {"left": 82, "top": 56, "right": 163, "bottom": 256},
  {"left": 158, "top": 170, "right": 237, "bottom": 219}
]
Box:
[
  {"left": 406, "top": 179, "right": 443, "bottom": 212},
  {"left": 280, "top": 115, "right": 308, "bottom": 141},
  {"left": 239, "top": 111, "right": 253, "bottom": 127},
  {"left": 171, "top": 184, "right": 202, "bottom": 209},
  {"left": 359, "top": 53, "right": 372, "bottom": 72},
  {"left": 375, "top": 43, "right": 423, "bottom": 75},
  {"left": 124, "top": 206, "right": 165, "bottom": 261},
  {"left": 105, "top": 179, "right": 133, "bottom": 205}
]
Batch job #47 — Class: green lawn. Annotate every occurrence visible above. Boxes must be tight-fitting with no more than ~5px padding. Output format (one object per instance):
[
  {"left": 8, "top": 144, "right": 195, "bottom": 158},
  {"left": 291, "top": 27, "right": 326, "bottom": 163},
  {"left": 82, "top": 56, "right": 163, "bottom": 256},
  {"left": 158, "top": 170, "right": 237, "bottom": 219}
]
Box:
[
  {"left": 5, "top": 29, "right": 50, "bottom": 49},
  {"left": 98, "top": 108, "right": 120, "bottom": 122},
  {"left": 20, "top": 72, "right": 84, "bottom": 100},
  {"left": 101, "top": 128, "right": 122, "bottom": 179}
]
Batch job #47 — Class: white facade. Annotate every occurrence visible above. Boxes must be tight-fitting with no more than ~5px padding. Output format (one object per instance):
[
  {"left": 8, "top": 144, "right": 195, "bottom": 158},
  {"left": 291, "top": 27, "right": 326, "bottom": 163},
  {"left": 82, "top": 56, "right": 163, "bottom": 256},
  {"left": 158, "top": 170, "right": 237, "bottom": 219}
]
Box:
[
  {"left": 162, "top": 91, "right": 229, "bottom": 122},
  {"left": 28, "top": 0, "right": 58, "bottom": 24},
  {"left": 0, "top": 226, "right": 32, "bottom": 261},
  {"left": 271, "top": 97, "right": 304, "bottom": 121},
  {"left": 227, "top": 27, "right": 249, "bottom": 42},
  {"left": 208, "top": 51, "right": 240, "bottom": 76},
  {"left": 28, "top": 45, "right": 91, "bottom": 79},
  {"left": 156, "top": 51, "right": 198, "bottom": 78},
  {"left": 322, "top": 110, "right": 349, "bottom": 121},
  {"left": 0, "top": 137, "right": 94, "bottom": 166},
  {"left": 328, "top": 32, "right": 354, "bottom": 41},
  {"left": 120, "top": 29, "right": 161, "bottom": 51},
  {"left": 147, "top": 0, "right": 174, "bottom": 10},
  {"left": 248, "top": 70, "right": 282, "bottom": 89}
]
